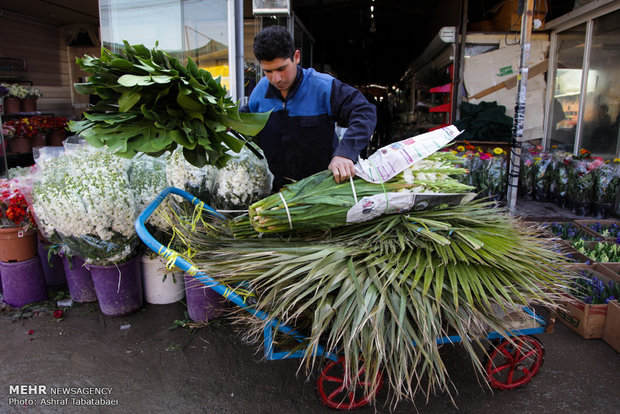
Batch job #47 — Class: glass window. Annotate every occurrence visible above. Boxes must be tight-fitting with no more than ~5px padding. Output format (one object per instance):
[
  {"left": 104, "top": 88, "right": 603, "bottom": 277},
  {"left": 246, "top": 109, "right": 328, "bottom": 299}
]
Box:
[
  {"left": 579, "top": 9, "right": 620, "bottom": 158},
  {"left": 548, "top": 23, "right": 586, "bottom": 152},
  {"left": 100, "top": 0, "right": 183, "bottom": 53},
  {"left": 182, "top": 0, "right": 230, "bottom": 89},
  {"left": 100, "top": 0, "right": 231, "bottom": 89}
]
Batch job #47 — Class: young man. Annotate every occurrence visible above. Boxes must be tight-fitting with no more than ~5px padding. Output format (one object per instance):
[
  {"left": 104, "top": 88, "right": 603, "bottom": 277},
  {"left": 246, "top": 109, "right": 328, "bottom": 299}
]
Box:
[{"left": 245, "top": 25, "right": 377, "bottom": 191}]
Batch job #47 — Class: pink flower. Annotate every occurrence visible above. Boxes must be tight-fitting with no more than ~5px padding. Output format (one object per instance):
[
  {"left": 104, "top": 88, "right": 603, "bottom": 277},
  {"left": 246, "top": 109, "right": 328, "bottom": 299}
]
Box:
[{"left": 480, "top": 153, "right": 492, "bottom": 160}]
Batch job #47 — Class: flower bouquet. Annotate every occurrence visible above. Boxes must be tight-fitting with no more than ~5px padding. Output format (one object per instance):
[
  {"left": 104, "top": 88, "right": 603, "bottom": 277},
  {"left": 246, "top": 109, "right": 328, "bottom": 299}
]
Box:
[
  {"left": 211, "top": 146, "right": 273, "bottom": 210},
  {"left": 31, "top": 146, "right": 138, "bottom": 265},
  {"left": 566, "top": 156, "right": 599, "bottom": 216},
  {"left": 533, "top": 153, "right": 554, "bottom": 202},
  {"left": 591, "top": 163, "right": 620, "bottom": 218},
  {"left": 166, "top": 147, "right": 218, "bottom": 204}
]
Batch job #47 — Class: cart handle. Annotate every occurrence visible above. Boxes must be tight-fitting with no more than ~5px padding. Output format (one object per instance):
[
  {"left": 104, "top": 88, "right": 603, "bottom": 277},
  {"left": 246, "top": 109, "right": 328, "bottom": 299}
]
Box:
[{"left": 135, "top": 187, "right": 338, "bottom": 361}]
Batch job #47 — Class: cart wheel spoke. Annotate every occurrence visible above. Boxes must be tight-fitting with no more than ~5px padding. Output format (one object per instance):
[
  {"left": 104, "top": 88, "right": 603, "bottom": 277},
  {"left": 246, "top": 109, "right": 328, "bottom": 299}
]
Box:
[
  {"left": 518, "top": 348, "right": 537, "bottom": 362},
  {"left": 490, "top": 362, "right": 511, "bottom": 375},
  {"left": 349, "top": 391, "right": 356, "bottom": 405},
  {"left": 521, "top": 366, "right": 532, "bottom": 378},
  {"left": 323, "top": 375, "right": 344, "bottom": 384},
  {"left": 328, "top": 385, "right": 346, "bottom": 402},
  {"left": 499, "top": 346, "right": 514, "bottom": 360},
  {"left": 506, "top": 365, "right": 516, "bottom": 385}
]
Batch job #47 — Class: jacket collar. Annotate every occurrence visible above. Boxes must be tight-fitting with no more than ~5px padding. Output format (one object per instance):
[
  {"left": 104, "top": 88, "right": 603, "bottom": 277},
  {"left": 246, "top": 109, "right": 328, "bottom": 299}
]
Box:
[{"left": 264, "top": 66, "right": 303, "bottom": 101}]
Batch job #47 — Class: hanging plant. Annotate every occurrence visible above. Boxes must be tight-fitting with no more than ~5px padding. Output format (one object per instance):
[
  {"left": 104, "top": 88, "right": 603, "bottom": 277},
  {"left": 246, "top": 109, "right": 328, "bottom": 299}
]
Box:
[{"left": 68, "top": 41, "right": 270, "bottom": 168}]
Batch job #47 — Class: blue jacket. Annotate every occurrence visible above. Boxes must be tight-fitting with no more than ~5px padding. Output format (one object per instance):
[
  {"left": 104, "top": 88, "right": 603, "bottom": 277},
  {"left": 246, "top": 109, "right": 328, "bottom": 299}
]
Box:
[{"left": 246, "top": 66, "right": 376, "bottom": 190}]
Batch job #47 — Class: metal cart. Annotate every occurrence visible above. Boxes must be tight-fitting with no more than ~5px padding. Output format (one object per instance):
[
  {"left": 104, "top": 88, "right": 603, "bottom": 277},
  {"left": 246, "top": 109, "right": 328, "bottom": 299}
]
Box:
[{"left": 135, "top": 187, "right": 555, "bottom": 410}]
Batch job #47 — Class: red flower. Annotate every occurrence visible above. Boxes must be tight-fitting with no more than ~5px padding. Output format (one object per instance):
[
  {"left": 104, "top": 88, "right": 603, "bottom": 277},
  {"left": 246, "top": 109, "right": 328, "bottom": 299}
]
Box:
[
  {"left": 53, "top": 310, "right": 64, "bottom": 319},
  {"left": 28, "top": 329, "right": 34, "bottom": 335}
]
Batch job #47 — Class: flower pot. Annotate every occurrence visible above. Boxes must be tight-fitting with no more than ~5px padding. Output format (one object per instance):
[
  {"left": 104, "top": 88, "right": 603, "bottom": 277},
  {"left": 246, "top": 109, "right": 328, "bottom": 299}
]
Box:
[
  {"left": 61, "top": 254, "right": 97, "bottom": 303},
  {"left": 0, "top": 227, "right": 37, "bottom": 262},
  {"left": 184, "top": 274, "right": 227, "bottom": 322},
  {"left": 0, "top": 255, "right": 48, "bottom": 307},
  {"left": 31, "top": 133, "right": 46, "bottom": 148},
  {"left": 141, "top": 255, "right": 185, "bottom": 304},
  {"left": 21, "top": 97, "right": 37, "bottom": 113},
  {"left": 47, "top": 130, "right": 66, "bottom": 147},
  {"left": 88, "top": 255, "right": 143, "bottom": 317},
  {"left": 4, "top": 97, "right": 21, "bottom": 115},
  {"left": 38, "top": 240, "right": 66, "bottom": 286},
  {"left": 8, "top": 136, "right": 33, "bottom": 154}
]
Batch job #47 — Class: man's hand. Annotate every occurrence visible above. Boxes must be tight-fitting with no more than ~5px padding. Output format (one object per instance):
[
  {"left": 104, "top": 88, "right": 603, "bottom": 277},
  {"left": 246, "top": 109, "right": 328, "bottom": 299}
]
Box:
[{"left": 328, "top": 156, "right": 356, "bottom": 183}]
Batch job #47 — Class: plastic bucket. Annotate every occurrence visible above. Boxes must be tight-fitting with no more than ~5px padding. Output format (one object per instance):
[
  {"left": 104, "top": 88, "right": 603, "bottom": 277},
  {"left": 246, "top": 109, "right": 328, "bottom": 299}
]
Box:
[
  {"left": 89, "top": 256, "right": 143, "bottom": 317},
  {"left": 184, "top": 274, "right": 227, "bottom": 322},
  {"left": 1, "top": 255, "right": 48, "bottom": 307},
  {"left": 62, "top": 255, "right": 97, "bottom": 303},
  {"left": 38, "top": 240, "right": 66, "bottom": 286},
  {"left": 141, "top": 255, "right": 185, "bottom": 305}
]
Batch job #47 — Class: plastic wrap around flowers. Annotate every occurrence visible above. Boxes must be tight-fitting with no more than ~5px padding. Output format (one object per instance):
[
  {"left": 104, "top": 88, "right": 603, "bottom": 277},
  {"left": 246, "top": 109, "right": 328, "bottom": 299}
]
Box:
[
  {"left": 212, "top": 147, "right": 273, "bottom": 210},
  {"left": 129, "top": 155, "right": 170, "bottom": 231},
  {"left": 166, "top": 145, "right": 273, "bottom": 210},
  {"left": 31, "top": 147, "right": 138, "bottom": 265}
]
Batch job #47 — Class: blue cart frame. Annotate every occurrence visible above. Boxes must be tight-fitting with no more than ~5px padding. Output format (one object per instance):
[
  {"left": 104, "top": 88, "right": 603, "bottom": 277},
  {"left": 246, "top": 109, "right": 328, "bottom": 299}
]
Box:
[{"left": 135, "top": 187, "right": 553, "bottom": 407}]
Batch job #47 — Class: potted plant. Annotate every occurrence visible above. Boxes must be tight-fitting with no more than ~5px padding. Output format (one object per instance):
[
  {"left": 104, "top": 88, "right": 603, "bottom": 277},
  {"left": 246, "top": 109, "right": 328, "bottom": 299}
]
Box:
[
  {"left": 47, "top": 116, "right": 69, "bottom": 146},
  {"left": 0, "top": 178, "right": 47, "bottom": 307},
  {"left": 1, "top": 83, "right": 27, "bottom": 114},
  {"left": 31, "top": 145, "right": 142, "bottom": 314},
  {"left": 22, "top": 86, "right": 42, "bottom": 113},
  {"left": 0, "top": 178, "right": 37, "bottom": 261},
  {"left": 2, "top": 117, "right": 41, "bottom": 153}
]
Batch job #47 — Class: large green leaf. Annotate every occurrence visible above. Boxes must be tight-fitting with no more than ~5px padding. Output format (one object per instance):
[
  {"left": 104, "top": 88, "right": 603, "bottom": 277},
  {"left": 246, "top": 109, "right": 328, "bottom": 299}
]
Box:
[{"left": 118, "top": 90, "right": 141, "bottom": 112}]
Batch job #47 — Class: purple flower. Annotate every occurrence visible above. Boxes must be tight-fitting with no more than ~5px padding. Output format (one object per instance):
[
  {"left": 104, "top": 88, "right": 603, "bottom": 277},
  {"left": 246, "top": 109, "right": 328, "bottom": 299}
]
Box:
[
  {"left": 584, "top": 296, "right": 593, "bottom": 304},
  {"left": 605, "top": 296, "right": 616, "bottom": 304}
]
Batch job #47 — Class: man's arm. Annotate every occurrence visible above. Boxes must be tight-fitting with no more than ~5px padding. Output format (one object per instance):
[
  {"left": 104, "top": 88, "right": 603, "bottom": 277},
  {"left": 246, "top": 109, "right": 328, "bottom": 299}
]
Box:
[{"left": 329, "top": 80, "right": 377, "bottom": 182}]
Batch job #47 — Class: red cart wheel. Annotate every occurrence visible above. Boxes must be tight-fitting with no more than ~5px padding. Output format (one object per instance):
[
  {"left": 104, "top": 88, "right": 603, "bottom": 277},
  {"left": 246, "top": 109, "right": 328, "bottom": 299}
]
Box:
[
  {"left": 317, "top": 357, "right": 383, "bottom": 410},
  {"left": 486, "top": 335, "right": 544, "bottom": 390}
]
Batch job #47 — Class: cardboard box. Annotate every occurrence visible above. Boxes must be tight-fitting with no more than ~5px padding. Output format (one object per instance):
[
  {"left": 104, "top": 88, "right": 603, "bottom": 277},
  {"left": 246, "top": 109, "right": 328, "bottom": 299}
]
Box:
[
  {"left": 557, "top": 294, "right": 608, "bottom": 339},
  {"left": 557, "top": 265, "right": 620, "bottom": 339},
  {"left": 603, "top": 300, "right": 620, "bottom": 353},
  {"left": 463, "top": 40, "right": 549, "bottom": 98}
]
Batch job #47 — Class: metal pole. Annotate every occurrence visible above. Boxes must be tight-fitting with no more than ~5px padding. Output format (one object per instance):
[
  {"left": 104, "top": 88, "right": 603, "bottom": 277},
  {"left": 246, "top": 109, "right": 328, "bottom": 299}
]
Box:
[
  {"left": 235, "top": 0, "right": 244, "bottom": 103},
  {"left": 0, "top": 113, "right": 8, "bottom": 178},
  {"left": 452, "top": 0, "right": 468, "bottom": 122},
  {"left": 507, "top": 0, "right": 535, "bottom": 214}
]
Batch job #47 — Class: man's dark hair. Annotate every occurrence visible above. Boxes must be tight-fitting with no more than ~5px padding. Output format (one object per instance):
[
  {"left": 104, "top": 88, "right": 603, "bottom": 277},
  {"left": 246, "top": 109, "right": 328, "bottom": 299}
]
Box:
[{"left": 253, "top": 26, "right": 295, "bottom": 62}]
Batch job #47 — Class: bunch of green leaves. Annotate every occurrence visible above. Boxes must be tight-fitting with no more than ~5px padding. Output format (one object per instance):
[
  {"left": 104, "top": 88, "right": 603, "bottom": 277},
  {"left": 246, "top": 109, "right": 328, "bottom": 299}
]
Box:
[
  {"left": 168, "top": 199, "right": 569, "bottom": 406},
  {"left": 68, "top": 41, "right": 270, "bottom": 168}
]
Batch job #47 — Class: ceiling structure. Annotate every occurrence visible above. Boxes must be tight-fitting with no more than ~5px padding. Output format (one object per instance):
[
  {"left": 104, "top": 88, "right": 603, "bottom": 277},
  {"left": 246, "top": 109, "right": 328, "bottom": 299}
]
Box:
[{"left": 0, "top": 0, "right": 575, "bottom": 87}]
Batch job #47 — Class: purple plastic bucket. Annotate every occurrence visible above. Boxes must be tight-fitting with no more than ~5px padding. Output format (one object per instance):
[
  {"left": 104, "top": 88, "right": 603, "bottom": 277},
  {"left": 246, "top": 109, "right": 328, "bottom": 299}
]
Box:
[
  {"left": 184, "top": 274, "right": 227, "bottom": 322},
  {"left": 38, "top": 241, "right": 66, "bottom": 286},
  {"left": 62, "top": 255, "right": 97, "bottom": 303},
  {"left": 1, "top": 255, "right": 48, "bottom": 307},
  {"left": 88, "top": 255, "right": 143, "bottom": 317}
]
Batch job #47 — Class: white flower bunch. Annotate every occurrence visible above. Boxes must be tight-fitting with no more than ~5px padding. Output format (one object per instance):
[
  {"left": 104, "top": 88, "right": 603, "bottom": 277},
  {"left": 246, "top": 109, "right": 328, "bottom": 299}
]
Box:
[
  {"left": 32, "top": 147, "right": 137, "bottom": 264},
  {"left": 166, "top": 147, "right": 217, "bottom": 203},
  {"left": 397, "top": 152, "right": 472, "bottom": 194},
  {"left": 212, "top": 147, "right": 273, "bottom": 210},
  {"left": 5, "top": 83, "right": 28, "bottom": 99},
  {"left": 130, "top": 154, "right": 170, "bottom": 230}
]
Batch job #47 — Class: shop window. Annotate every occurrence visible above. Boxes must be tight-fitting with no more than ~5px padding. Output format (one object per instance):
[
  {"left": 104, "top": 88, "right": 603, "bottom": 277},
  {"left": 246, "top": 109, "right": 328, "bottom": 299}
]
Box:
[
  {"left": 546, "top": 7, "right": 620, "bottom": 158},
  {"left": 547, "top": 23, "right": 586, "bottom": 153},
  {"left": 579, "top": 9, "right": 620, "bottom": 158},
  {"left": 99, "top": 0, "right": 231, "bottom": 89}
]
